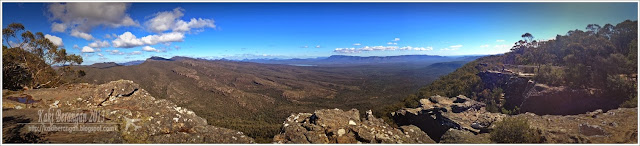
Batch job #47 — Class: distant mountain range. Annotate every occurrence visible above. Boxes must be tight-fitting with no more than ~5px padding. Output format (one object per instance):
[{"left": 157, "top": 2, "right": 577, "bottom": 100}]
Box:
[
  {"left": 86, "top": 55, "right": 485, "bottom": 68},
  {"left": 241, "top": 55, "right": 485, "bottom": 66},
  {"left": 86, "top": 57, "right": 176, "bottom": 68}
]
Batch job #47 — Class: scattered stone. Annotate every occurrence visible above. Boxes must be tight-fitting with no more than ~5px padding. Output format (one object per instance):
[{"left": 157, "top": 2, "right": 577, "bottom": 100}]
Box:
[
  {"left": 337, "top": 129, "right": 346, "bottom": 137},
  {"left": 586, "top": 109, "right": 604, "bottom": 118},
  {"left": 348, "top": 120, "right": 357, "bottom": 126},
  {"left": 273, "top": 108, "right": 433, "bottom": 144}
]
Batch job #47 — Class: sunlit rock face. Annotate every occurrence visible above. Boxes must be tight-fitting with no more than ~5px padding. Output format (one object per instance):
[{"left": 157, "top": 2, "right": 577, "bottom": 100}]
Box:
[{"left": 2, "top": 80, "right": 254, "bottom": 143}]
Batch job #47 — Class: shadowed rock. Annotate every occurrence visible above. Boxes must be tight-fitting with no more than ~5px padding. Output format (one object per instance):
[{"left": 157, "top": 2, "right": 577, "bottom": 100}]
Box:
[
  {"left": 273, "top": 108, "right": 435, "bottom": 144},
  {"left": 393, "top": 95, "right": 505, "bottom": 142}
]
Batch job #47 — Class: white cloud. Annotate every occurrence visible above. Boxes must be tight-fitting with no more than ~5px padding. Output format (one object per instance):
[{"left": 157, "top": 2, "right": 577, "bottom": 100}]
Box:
[
  {"left": 173, "top": 18, "right": 215, "bottom": 32},
  {"left": 44, "top": 34, "right": 63, "bottom": 46},
  {"left": 398, "top": 46, "right": 433, "bottom": 51},
  {"left": 480, "top": 44, "right": 490, "bottom": 48},
  {"left": 393, "top": 38, "right": 400, "bottom": 41},
  {"left": 105, "top": 49, "right": 125, "bottom": 55},
  {"left": 440, "top": 45, "right": 462, "bottom": 51},
  {"left": 111, "top": 31, "right": 185, "bottom": 48},
  {"left": 408, "top": 46, "right": 433, "bottom": 51},
  {"left": 97, "top": 53, "right": 104, "bottom": 57},
  {"left": 81, "top": 46, "right": 95, "bottom": 53},
  {"left": 496, "top": 39, "right": 505, "bottom": 42},
  {"left": 146, "top": 8, "right": 184, "bottom": 33},
  {"left": 301, "top": 46, "right": 309, "bottom": 48},
  {"left": 142, "top": 46, "right": 159, "bottom": 52},
  {"left": 441, "top": 45, "right": 463, "bottom": 51},
  {"left": 51, "top": 22, "right": 66, "bottom": 32},
  {"left": 129, "top": 51, "right": 142, "bottom": 55},
  {"left": 334, "top": 48, "right": 359, "bottom": 53},
  {"left": 140, "top": 32, "right": 184, "bottom": 45},
  {"left": 353, "top": 43, "right": 361, "bottom": 46},
  {"left": 88, "top": 40, "right": 110, "bottom": 48},
  {"left": 334, "top": 45, "right": 432, "bottom": 53},
  {"left": 71, "top": 30, "right": 94, "bottom": 40},
  {"left": 145, "top": 7, "right": 215, "bottom": 33},
  {"left": 417, "top": 47, "right": 434, "bottom": 51},
  {"left": 111, "top": 32, "right": 143, "bottom": 48},
  {"left": 315, "top": 45, "right": 321, "bottom": 48},
  {"left": 47, "top": 3, "right": 139, "bottom": 39},
  {"left": 387, "top": 42, "right": 393, "bottom": 45},
  {"left": 73, "top": 44, "right": 80, "bottom": 50},
  {"left": 361, "top": 46, "right": 398, "bottom": 51}
]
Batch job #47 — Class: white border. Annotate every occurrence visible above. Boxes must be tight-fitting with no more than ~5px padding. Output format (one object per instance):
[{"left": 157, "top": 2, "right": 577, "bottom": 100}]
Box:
[{"left": 0, "top": 0, "right": 639, "bottom": 2}]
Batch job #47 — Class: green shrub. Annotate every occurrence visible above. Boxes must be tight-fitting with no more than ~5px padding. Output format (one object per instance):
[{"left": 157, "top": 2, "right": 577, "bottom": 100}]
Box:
[
  {"left": 490, "top": 117, "right": 541, "bottom": 143},
  {"left": 500, "top": 106, "right": 520, "bottom": 115},
  {"left": 2, "top": 23, "right": 83, "bottom": 90},
  {"left": 620, "top": 95, "right": 637, "bottom": 108},
  {"left": 620, "top": 83, "right": 638, "bottom": 108},
  {"left": 2, "top": 46, "right": 56, "bottom": 89},
  {"left": 534, "top": 65, "right": 565, "bottom": 86}
]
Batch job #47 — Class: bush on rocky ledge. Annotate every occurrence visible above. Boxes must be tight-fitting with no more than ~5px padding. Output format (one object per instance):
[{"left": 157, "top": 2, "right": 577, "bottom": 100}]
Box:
[{"left": 490, "top": 117, "right": 541, "bottom": 143}]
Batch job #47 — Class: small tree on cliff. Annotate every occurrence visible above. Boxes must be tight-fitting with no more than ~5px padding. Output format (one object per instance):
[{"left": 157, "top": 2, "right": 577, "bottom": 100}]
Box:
[{"left": 2, "top": 23, "right": 83, "bottom": 90}]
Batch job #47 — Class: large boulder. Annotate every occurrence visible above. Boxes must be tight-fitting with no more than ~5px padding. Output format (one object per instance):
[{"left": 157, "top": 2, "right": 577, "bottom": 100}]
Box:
[
  {"left": 273, "top": 108, "right": 435, "bottom": 144},
  {"left": 392, "top": 95, "right": 506, "bottom": 143},
  {"left": 513, "top": 108, "right": 637, "bottom": 143},
  {"left": 478, "top": 70, "right": 625, "bottom": 115},
  {"left": 2, "top": 80, "right": 254, "bottom": 143},
  {"left": 392, "top": 95, "right": 637, "bottom": 144}
]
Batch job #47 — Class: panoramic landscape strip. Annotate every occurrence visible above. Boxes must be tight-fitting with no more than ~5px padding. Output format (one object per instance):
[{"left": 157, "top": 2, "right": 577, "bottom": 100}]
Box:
[{"left": 2, "top": 1, "right": 638, "bottom": 144}]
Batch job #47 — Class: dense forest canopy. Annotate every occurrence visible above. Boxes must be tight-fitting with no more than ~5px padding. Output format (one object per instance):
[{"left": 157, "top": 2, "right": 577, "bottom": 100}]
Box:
[
  {"left": 376, "top": 20, "right": 638, "bottom": 122},
  {"left": 505, "top": 20, "right": 637, "bottom": 108},
  {"left": 2, "top": 23, "right": 84, "bottom": 90}
]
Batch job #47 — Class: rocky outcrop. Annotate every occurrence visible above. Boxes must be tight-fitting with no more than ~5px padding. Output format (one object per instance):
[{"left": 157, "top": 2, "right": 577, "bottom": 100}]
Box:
[
  {"left": 272, "top": 108, "right": 435, "bottom": 144},
  {"left": 519, "top": 84, "right": 623, "bottom": 115},
  {"left": 390, "top": 93, "right": 638, "bottom": 144},
  {"left": 2, "top": 80, "right": 254, "bottom": 143},
  {"left": 477, "top": 70, "right": 624, "bottom": 115},
  {"left": 392, "top": 95, "right": 507, "bottom": 142},
  {"left": 514, "top": 108, "right": 637, "bottom": 143},
  {"left": 477, "top": 70, "right": 535, "bottom": 110}
]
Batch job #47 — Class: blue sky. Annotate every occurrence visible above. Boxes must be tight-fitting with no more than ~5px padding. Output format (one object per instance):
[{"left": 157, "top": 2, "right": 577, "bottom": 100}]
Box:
[{"left": 2, "top": 2, "right": 638, "bottom": 65}]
